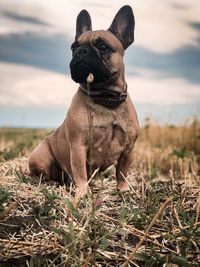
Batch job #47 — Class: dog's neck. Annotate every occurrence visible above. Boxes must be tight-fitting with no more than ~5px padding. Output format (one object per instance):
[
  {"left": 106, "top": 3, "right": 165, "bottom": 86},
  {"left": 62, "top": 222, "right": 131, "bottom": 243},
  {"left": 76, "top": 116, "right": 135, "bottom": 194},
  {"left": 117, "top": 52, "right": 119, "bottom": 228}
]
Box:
[
  {"left": 79, "top": 80, "right": 127, "bottom": 108},
  {"left": 81, "top": 72, "right": 127, "bottom": 92}
]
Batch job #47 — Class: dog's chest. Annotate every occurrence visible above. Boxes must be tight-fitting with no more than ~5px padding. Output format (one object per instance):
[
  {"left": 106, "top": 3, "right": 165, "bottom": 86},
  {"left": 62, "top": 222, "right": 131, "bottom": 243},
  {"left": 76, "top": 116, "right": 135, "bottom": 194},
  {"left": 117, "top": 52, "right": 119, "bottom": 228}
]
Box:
[
  {"left": 88, "top": 109, "right": 133, "bottom": 167},
  {"left": 93, "top": 120, "right": 126, "bottom": 148}
]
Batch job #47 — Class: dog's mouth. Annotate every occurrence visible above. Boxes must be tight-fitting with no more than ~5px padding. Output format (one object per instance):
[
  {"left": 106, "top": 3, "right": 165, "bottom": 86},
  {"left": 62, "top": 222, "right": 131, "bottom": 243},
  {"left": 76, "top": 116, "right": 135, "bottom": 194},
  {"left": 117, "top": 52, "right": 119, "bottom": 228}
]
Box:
[
  {"left": 70, "top": 62, "right": 96, "bottom": 83},
  {"left": 70, "top": 56, "right": 111, "bottom": 84}
]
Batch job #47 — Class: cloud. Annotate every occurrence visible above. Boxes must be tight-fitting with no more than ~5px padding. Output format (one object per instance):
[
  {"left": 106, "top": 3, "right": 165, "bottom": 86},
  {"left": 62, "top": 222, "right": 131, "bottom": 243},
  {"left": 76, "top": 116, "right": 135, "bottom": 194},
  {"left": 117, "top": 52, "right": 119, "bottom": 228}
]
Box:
[
  {"left": 0, "top": 0, "right": 54, "bottom": 35},
  {"left": 2, "top": 11, "right": 51, "bottom": 26},
  {"left": 0, "top": 0, "right": 200, "bottom": 53},
  {"left": 127, "top": 71, "right": 200, "bottom": 105},
  {"left": 126, "top": 22, "right": 200, "bottom": 84},
  {"left": 0, "top": 33, "right": 71, "bottom": 74},
  {"left": 0, "top": 62, "right": 199, "bottom": 108},
  {"left": 0, "top": 62, "right": 77, "bottom": 107},
  {"left": 133, "top": 0, "right": 200, "bottom": 53}
]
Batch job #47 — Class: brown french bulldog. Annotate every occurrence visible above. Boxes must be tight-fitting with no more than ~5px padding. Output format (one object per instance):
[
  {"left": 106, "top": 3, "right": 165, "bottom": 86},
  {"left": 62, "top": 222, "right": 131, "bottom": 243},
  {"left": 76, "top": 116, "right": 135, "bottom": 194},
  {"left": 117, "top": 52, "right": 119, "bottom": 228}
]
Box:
[{"left": 28, "top": 5, "right": 139, "bottom": 197}]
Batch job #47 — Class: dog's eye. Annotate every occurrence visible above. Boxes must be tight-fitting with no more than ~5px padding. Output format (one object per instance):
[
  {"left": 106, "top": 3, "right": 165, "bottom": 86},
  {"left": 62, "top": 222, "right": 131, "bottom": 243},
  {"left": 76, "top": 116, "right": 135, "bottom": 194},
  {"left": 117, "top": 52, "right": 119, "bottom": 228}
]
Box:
[{"left": 98, "top": 43, "right": 110, "bottom": 52}]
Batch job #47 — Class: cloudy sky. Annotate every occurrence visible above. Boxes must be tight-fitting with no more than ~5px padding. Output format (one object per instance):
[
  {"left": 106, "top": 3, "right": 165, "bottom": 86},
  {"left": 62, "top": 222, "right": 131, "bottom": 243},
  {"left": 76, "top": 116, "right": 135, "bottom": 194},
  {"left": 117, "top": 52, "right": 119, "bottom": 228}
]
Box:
[{"left": 0, "top": 0, "right": 200, "bottom": 127}]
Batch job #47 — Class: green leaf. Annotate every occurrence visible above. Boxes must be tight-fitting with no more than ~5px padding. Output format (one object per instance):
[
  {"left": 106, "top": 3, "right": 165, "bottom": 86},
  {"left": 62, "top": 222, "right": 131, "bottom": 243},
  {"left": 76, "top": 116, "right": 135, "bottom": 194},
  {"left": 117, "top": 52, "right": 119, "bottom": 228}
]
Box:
[
  {"left": 65, "top": 198, "right": 81, "bottom": 219},
  {"left": 169, "top": 255, "right": 192, "bottom": 267}
]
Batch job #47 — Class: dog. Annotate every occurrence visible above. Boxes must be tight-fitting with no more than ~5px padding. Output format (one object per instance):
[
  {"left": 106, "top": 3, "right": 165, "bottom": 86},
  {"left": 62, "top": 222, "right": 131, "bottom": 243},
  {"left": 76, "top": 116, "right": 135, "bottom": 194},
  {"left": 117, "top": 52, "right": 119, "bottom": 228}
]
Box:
[{"left": 28, "top": 5, "right": 139, "bottom": 197}]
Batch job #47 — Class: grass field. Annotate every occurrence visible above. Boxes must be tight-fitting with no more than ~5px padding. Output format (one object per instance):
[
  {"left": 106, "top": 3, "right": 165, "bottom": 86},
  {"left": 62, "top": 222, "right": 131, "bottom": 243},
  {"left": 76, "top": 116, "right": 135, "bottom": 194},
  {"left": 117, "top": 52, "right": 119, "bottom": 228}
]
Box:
[{"left": 0, "top": 118, "right": 199, "bottom": 266}]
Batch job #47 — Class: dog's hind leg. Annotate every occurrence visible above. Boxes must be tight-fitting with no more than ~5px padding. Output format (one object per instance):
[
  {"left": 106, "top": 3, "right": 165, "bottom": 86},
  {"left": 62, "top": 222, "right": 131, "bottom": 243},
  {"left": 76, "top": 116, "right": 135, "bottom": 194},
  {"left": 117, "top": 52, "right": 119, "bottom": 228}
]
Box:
[{"left": 28, "top": 139, "right": 55, "bottom": 181}]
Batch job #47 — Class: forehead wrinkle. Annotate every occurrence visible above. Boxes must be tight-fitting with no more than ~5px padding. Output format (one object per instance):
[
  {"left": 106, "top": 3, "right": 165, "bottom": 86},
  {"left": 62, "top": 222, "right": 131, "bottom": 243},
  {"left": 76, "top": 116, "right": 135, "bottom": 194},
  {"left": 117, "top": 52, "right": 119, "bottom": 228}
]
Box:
[
  {"left": 78, "top": 31, "right": 104, "bottom": 43},
  {"left": 94, "top": 36, "right": 108, "bottom": 44},
  {"left": 77, "top": 30, "right": 123, "bottom": 50}
]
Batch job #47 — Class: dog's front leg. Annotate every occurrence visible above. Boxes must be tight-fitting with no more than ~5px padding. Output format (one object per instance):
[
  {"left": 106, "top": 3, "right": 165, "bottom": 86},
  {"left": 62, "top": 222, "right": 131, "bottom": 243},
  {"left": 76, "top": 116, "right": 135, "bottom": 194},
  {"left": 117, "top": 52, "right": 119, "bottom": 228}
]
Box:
[
  {"left": 116, "top": 147, "right": 135, "bottom": 192},
  {"left": 70, "top": 142, "right": 88, "bottom": 197}
]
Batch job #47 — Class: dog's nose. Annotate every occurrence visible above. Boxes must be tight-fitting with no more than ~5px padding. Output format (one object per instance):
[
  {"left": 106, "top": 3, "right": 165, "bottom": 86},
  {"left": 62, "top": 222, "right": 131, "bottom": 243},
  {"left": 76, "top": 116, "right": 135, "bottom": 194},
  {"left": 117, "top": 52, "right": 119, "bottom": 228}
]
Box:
[{"left": 76, "top": 46, "right": 90, "bottom": 58}]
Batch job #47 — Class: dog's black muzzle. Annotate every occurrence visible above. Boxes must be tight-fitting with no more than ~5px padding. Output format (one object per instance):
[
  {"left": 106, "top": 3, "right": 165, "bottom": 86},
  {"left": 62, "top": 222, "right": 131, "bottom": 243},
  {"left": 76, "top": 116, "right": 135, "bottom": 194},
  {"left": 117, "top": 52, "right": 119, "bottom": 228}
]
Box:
[{"left": 70, "top": 45, "right": 111, "bottom": 83}]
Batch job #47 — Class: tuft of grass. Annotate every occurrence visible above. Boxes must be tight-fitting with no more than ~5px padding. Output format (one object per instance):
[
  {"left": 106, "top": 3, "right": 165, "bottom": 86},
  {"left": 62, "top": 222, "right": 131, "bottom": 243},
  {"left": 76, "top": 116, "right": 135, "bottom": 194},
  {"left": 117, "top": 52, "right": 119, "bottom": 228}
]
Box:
[
  {"left": 133, "top": 117, "right": 200, "bottom": 180},
  {"left": 32, "top": 188, "right": 61, "bottom": 220},
  {"left": 172, "top": 147, "right": 190, "bottom": 158},
  {"left": 0, "top": 186, "right": 13, "bottom": 213},
  {"left": 0, "top": 128, "right": 51, "bottom": 161}
]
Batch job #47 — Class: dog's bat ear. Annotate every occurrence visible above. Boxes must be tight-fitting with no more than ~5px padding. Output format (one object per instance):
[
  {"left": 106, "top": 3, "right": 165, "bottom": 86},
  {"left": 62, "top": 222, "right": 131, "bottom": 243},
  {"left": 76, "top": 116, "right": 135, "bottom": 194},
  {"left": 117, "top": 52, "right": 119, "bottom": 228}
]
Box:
[
  {"left": 76, "top": 10, "right": 92, "bottom": 40},
  {"left": 108, "top": 5, "right": 135, "bottom": 49}
]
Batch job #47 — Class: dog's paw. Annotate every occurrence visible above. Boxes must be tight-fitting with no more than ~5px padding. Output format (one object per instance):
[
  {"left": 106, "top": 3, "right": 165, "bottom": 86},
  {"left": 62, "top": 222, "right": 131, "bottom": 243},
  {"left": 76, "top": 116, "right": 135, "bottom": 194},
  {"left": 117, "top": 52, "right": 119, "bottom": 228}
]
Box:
[
  {"left": 73, "top": 184, "right": 89, "bottom": 207},
  {"left": 76, "top": 185, "right": 88, "bottom": 197}
]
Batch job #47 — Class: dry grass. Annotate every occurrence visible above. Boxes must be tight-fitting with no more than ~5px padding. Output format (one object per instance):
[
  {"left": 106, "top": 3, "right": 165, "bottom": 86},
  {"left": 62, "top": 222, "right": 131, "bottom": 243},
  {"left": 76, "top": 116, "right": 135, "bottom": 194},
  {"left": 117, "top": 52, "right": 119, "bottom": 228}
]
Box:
[{"left": 0, "top": 119, "right": 199, "bottom": 266}]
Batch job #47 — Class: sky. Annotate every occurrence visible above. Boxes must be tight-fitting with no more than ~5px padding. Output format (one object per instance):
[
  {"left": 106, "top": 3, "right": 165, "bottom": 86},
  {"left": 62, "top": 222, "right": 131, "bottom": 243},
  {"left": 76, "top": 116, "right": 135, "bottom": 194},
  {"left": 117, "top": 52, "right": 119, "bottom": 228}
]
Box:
[{"left": 0, "top": 0, "right": 200, "bottom": 127}]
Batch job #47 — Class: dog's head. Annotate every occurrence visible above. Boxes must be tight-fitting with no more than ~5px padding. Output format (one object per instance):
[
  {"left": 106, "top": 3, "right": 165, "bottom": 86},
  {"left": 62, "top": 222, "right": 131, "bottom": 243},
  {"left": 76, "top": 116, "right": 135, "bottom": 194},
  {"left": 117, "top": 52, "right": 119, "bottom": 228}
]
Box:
[{"left": 69, "top": 5, "right": 135, "bottom": 85}]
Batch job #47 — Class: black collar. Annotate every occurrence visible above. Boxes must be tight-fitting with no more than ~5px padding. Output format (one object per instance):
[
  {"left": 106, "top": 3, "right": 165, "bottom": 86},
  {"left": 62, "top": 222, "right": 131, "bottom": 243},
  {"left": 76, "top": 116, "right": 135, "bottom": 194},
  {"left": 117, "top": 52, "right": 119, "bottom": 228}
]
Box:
[{"left": 79, "top": 84, "right": 127, "bottom": 108}]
